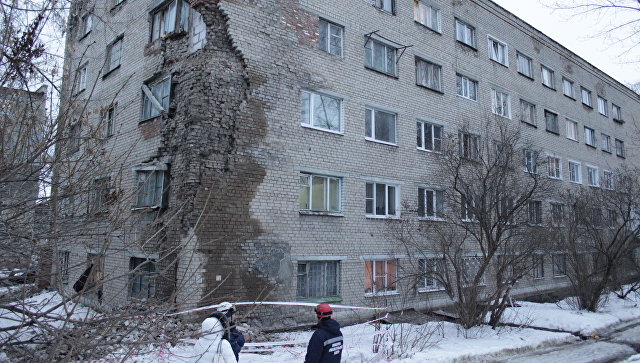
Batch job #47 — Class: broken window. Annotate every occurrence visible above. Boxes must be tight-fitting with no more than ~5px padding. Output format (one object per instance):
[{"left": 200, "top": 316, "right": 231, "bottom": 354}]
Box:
[
  {"left": 105, "top": 36, "right": 123, "bottom": 74},
  {"left": 297, "top": 261, "right": 340, "bottom": 299},
  {"left": 150, "top": 0, "right": 190, "bottom": 41},
  {"left": 364, "top": 259, "right": 396, "bottom": 294},
  {"left": 300, "top": 90, "right": 341, "bottom": 132},
  {"left": 142, "top": 76, "right": 171, "bottom": 120},
  {"left": 298, "top": 173, "right": 341, "bottom": 213},
  {"left": 366, "top": 182, "right": 398, "bottom": 217},
  {"left": 129, "top": 257, "right": 156, "bottom": 300},
  {"left": 365, "top": 107, "right": 396, "bottom": 144},
  {"left": 318, "top": 19, "right": 343, "bottom": 56},
  {"left": 135, "top": 168, "right": 167, "bottom": 208},
  {"left": 364, "top": 38, "right": 396, "bottom": 76}
]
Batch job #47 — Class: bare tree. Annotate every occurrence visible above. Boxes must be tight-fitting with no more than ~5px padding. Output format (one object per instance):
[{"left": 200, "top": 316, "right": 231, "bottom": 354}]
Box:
[
  {"left": 391, "top": 118, "right": 552, "bottom": 329},
  {"left": 555, "top": 166, "right": 640, "bottom": 311}
]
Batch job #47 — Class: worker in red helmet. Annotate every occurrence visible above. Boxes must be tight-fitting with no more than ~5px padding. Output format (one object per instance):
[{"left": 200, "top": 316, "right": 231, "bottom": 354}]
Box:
[{"left": 304, "top": 303, "right": 343, "bottom": 363}]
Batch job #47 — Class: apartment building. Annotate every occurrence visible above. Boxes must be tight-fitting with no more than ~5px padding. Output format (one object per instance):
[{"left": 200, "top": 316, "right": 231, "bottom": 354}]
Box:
[{"left": 57, "top": 0, "right": 639, "bottom": 327}]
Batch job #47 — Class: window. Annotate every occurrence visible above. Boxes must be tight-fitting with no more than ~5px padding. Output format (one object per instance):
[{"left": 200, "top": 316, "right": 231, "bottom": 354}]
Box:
[
  {"left": 298, "top": 173, "right": 341, "bottom": 213},
  {"left": 547, "top": 155, "right": 561, "bottom": 179},
  {"left": 150, "top": 0, "right": 190, "bottom": 41},
  {"left": 516, "top": 52, "right": 533, "bottom": 78},
  {"left": 135, "top": 169, "right": 167, "bottom": 208},
  {"left": 418, "top": 188, "right": 444, "bottom": 218},
  {"left": 488, "top": 36, "right": 508, "bottom": 66},
  {"left": 603, "top": 170, "right": 614, "bottom": 190},
  {"left": 528, "top": 200, "right": 542, "bottom": 225},
  {"left": 568, "top": 161, "right": 581, "bottom": 183},
  {"left": 68, "top": 123, "right": 81, "bottom": 155},
  {"left": 591, "top": 207, "right": 603, "bottom": 227},
  {"left": 584, "top": 126, "right": 596, "bottom": 147},
  {"left": 366, "top": 182, "right": 398, "bottom": 217},
  {"left": 364, "top": 259, "right": 396, "bottom": 294},
  {"left": 540, "top": 65, "right": 555, "bottom": 89},
  {"left": 455, "top": 19, "right": 476, "bottom": 48},
  {"left": 566, "top": 119, "right": 578, "bottom": 141},
  {"left": 85, "top": 253, "right": 104, "bottom": 300},
  {"left": 562, "top": 78, "right": 574, "bottom": 98},
  {"left": 113, "top": 0, "right": 125, "bottom": 6},
  {"left": 463, "top": 256, "right": 485, "bottom": 285},
  {"left": 552, "top": 254, "right": 567, "bottom": 277},
  {"left": 532, "top": 254, "right": 544, "bottom": 279},
  {"left": 297, "top": 261, "right": 340, "bottom": 299},
  {"left": 319, "top": 19, "right": 343, "bottom": 56},
  {"left": 129, "top": 258, "right": 156, "bottom": 300},
  {"left": 597, "top": 96, "right": 608, "bottom": 116},
  {"left": 520, "top": 99, "right": 536, "bottom": 125},
  {"left": 581, "top": 87, "right": 592, "bottom": 107},
  {"left": 615, "top": 139, "right": 625, "bottom": 158},
  {"left": 612, "top": 104, "right": 622, "bottom": 122},
  {"left": 458, "top": 131, "right": 479, "bottom": 160},
  {"left": 104, "top": 104, "right": 116, "bottom": 137},
  {"left": 416, "top": 121, "right": 443, "bottom": 152},
  {"left": 491, "top": 89, "right": 510, "bottom": 118},
  {"left": 300, "top": 90, "right": 342, "bottom": 132},
  {"left": 414, "top": 1, "right": 441, "bottom": 32},
  {"left": 89, "top": 177, "right": 111, "bottom": 212},
  {"left": 105, "top": 36, "right": 123, "bottom": 74},
  {"left": 601, "top": 133, "right": 611, "bottom": 153},
  {"left": 81, "top": 13, "right": 93, "bottom": 38},
  {"left": 497, "top": 196, "right": 514, "bottom": 224},
  {"left": 544, "top": 110, "right": 559, "bottom": 134},
  {"left": 142, "top": 77, "right": 171, "bottom": 120},
  {"left": 551, "top": 203, "right": 564, "bottom": 227},
  {"left": 587, "top": 166, "right": 599, "bottom": 187},
  {"left": 418, "top": 258, "right": 444, "bottom": 290},
  {"left": 364, "top": 38, "right": 396, "bottom": 76},
  {"left": 456, "top": 74, "right": 477, "bottom": 101},
  {"left": 58, "top": 250, "right": 70, "bottom": 284},
  {"left": 365, "top": 107, "right": 396, "bottom": 144},
  {"left": 606, "top": 209, "right": 617, "bottom": 228},
  {"left": 416, "top": 58, "right": 442, "bottom": 91},
  {"left": 75, "top": 63, "right": 87, "bottom": 93},
  {"left": 460, "top": 192, "right": 475, "bottom": 221},
  {"left": 523, "top": 149, "right": 538, "bottom": 174},
  {"left": 372, "top": 0, "right": 394, "bottom": 13}
]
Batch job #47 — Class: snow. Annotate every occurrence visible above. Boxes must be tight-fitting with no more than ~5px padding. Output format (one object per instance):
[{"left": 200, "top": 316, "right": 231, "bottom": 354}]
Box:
[{"left": 2, "top": 289, "right": 639, "bottom": 362}]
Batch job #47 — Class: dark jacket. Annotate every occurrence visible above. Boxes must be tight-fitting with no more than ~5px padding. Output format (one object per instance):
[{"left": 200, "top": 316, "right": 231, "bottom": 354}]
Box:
[
  {"left": 228, "top": 326, "right": 245, "bottom": 361},
  {"left": 304, "top": 318, "right": 343, "bottom": 363}
]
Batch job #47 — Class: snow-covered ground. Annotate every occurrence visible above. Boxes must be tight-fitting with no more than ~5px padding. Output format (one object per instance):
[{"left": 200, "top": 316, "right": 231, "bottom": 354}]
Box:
[{"left": 1, "top": 289, "right": 639, "bottom": 362}]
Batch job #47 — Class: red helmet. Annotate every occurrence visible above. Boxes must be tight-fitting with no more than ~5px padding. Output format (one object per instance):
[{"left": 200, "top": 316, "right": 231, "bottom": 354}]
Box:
[{"left": 315, "top": 303, "right": 332, "bottom": 318}]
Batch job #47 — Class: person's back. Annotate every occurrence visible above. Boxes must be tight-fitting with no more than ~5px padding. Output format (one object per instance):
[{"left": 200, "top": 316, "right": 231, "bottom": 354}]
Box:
[
  {"left": 192, "top": 317, "right": 237, "bottom": 363},
  {"left": 304, "top": 304, "right": 343, "bottom": 363}
]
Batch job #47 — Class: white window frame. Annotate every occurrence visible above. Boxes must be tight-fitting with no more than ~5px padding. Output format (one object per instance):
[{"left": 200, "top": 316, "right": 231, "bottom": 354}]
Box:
[
  {"left": 364, "top": 38, "right": 397, "bottom": 76},
  {"left": 365, "top": 107, "right": 397, "bottom": 145},
  {"left": 75, "top": 63, "right": 87, "bottom": 93},
  {"left": 568, "top": 160, "right": 582, "bottom": 184},
  {"left": 456, "top": 74, "right": 477, "bottom": 101},
  {"left": 364, "top": 259, "right": 397, "bottom": 296},
  {"left": 566, "top": 119, "right": 578, "bottom": 141},
  {"left": 516, "top": 52, "right": 533, "bottom": 78},
  {"left": 455, "top": 19, "right": 476, "bottom": 48},
  {"left": 581, "top": 87, "right": 592, "bottom": 107},
  {"left": 491, "top": 88, "right": 511, "bottom": 118},
  {"left": 418, "top": 187, "right": 444, "bottom": 219},
  {"left": 540, "top": 65, "right": 555, "bottom": 89},
  {"left": 298, "top": 173, "right": 342, "bottom": 214},
  {"left": 562, "top": 77, "right": 574, "bottom": 98},
  {"left": 416, "top": 57, "right": 442, "bottom": 92},
  {"left": 104, "top": 104, "right": 116, "bottom": 137},
  {"left": 584, "top": 126, "right": 596, "bottom": 147},
  {"left": 487, "top": 35, "right": 508, "bottom": 66},
  {"left": 105, "top": 36, "right": 123, "bottom": 74},
  {"left": 460, "top": 192, "right": 476, "bottom": 221},
  {"left": 520, "top": 99, "right": 536, "bottom": 125},
  {"left": 587, "top": 165, "right": 599, "bottom": 187},
  {"left": 601, "top": 133, "right": 611, "bottom": 153},
  {"left": 414, "top": 1, "right": 441, "bottom": 33},
  {"left": 603, "top": 170, "right": 614, "bottom": 190},
  {"left": 523, "top": 149, "right": 538, "bottom": 174},
  {"left": 416, "top": 120, "right": 443, "bottom": 152},
  {"left": 547, "top": 155, "right": 562, "bottom": 179},
  {"left": 318, "top": 19, "right": 343, "bottom": 57},
  {"left": 418, "top": 257, "right": 445, "bottom": 291},
  {"left": 544, "top": 109, "right": 559, "bottom": 134},
  {"left": 300, "top": 90, "right": 342, "bottom": 133},
  {"left": 365, "top": 182, "right": 399, "bottom": 218},
  {"left": 597, "top": 96, "right": 608, "bottom": 116},
  {"left": 612, "top": 104, "right": 622, "bottom": 121}
]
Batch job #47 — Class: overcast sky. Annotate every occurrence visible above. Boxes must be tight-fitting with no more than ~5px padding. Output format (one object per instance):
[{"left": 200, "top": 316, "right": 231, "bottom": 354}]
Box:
[{"left": 491, "top": 0, "right": 640, "bottom": 86}]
